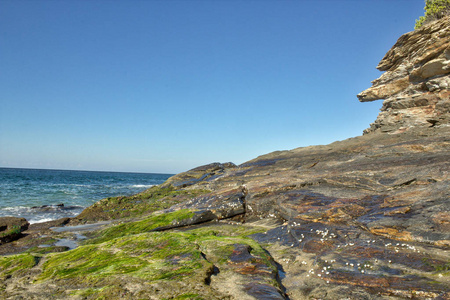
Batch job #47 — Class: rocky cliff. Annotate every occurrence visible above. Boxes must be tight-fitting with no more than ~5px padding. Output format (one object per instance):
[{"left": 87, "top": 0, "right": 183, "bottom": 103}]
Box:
[
  {"left": 358, "top": 16, "right": 450, "bottom": 134},
  {"left": 0, "top": 18, "right": 449, "bottom": 300}
]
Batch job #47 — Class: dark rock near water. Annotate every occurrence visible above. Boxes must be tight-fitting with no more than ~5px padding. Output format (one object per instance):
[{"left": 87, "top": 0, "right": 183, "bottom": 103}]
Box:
[
  {"left": 31, "top": 203, "right": 64, "bottom": 209},
  {"left": 0, "top": 217, "right": 29, "bottom": 245},
  {"left": 28, "top": 217, "right": 71, "bottom": 231}
]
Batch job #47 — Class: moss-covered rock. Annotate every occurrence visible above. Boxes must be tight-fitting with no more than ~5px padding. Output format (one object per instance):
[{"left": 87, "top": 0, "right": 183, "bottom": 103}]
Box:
[
  {"left": 39, "top": 232, "right": 211, "bottom": 283},
  {"left": 0, "top": 217, "right": 29, "bottom": 245},
  {"left": 73, "top": 185, "right": 210, "bottom": 222},
  {"left": 0, "top": 214, "right": 282, "bottom": 299},
  {"left": 31, "top": 221, "right": 280, "bottom": 299},
  {"left": 88, "top": 209, "right": 196, "bottom": 243},
  {"left": 0, "top": 253, "right": 39, "bottom": 278}
]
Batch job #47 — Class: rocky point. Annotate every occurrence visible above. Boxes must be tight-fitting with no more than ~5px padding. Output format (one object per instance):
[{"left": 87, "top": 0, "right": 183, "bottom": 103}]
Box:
[{"left": 0, "top": 17, "right": 449, "bottom": 300}]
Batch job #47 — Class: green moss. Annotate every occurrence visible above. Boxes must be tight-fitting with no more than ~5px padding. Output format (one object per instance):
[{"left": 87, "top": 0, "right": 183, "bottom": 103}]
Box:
[
  {"left": 0, "top": 253, "right": 39, "bottom": 276},
  {"left": 39, "top": 222, "right": 275, "bottom": 283},
  {"left": 25, "top": 245, "right": 68, "bottom": 255},
  {"left": 89, "top": 209, "right": 195, "bottom": 243},
  {"left": 182, "top": 226, "right": 277, "bottom": 274},
  {"left": 422, "top": 257, "right": 450, "bottom": 276},
  {"left": 433, "top": 261, "right": 450, "bottom": 273},
  {"left": 40, "top": 244, "right": 145, "bottom": 280},
  {"left": 0, "top": 225, "right": 21, "bottom": 238},
  {"left": 39, "top": 230, "right": 214, "bottom": 284},
  {"left": 0, "top": 221, "right": 278, "bottom": 299},
  {"left": 77, "top": 186, "right": 210, "bottom": 221}
]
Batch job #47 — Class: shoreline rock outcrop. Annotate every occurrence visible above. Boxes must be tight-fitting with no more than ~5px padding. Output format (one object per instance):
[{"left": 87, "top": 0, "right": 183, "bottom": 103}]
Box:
[
  {"left": 1, "top": 17, "right": 449, "bottom": 300},
  {"left": 0, "top": 217, "right": 29, "bottom": 245},
  {"left": 358, "top": 16, "right": 450, "bottom": 134}
]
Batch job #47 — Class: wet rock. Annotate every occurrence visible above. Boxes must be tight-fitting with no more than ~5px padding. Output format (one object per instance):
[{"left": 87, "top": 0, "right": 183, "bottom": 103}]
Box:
[
  {"left": 0, "top": 217, "right": 29, "bottom": 245},
  {"left": 28, "top": 217, "right": 71, "bottom": 231},
  {"left": 72, "top": 185, "right": 212, "bottom": 223},
  {"left": 169, "top": 187, "right": 246, "bottom": 220},
  {"left": 244, "top": 283, "right": 285, "bottom": 300}
]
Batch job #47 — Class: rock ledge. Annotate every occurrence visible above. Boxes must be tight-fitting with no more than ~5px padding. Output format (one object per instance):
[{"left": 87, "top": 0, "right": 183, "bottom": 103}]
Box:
[{"left": 358, "top": 17, "right": 450, "bottom": 134}]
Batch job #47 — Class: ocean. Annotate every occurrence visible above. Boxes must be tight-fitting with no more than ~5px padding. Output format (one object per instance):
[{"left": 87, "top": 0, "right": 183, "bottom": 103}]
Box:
[{"left": 0, "top": 168, "right": 173, "bottom": 224}]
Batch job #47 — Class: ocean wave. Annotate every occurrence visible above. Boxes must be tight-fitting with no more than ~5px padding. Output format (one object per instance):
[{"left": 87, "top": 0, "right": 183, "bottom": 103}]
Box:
[
  {"left": 0, "top": 168, "right": 172, "bottom": 223},
  {"left": 130, "top": 184, "right": 154, "bottom": 188},
  {"left": 2, "top": 206, "right": 30, "bottom": 212},
  {"left": 32, "top": 218, "right": 56, "bottom": 224},
  {"left": 0, "top": 205, "right": 85, "bottom": 224}
]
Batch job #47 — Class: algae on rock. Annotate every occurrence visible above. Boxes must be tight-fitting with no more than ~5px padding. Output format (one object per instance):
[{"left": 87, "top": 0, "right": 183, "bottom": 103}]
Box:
[{"left": 74, "top": 185, "right": 211, "bottom": 222}]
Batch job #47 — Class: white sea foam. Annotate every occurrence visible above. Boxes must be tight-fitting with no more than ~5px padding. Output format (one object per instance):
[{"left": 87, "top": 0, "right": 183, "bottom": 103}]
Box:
[
  {"left": 1, "top": 168, "right": 171, "bottom": 223},
  {"left": 31, "top": 218, "right": 55, "bottom": 224},
  {"left": 1, "top": 205, "right": 85, "bottom": 224},
  {"left": 130, "top": 184, "right": 154, "bottom": 188},
  {"left": 2, "top": 206, "right": 29, "bottom": 212}
]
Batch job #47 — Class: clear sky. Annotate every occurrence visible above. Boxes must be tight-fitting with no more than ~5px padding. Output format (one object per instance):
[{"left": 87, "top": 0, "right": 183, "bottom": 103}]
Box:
[{"left": 0, "top": 0, "right": 425, "bottom": 174}]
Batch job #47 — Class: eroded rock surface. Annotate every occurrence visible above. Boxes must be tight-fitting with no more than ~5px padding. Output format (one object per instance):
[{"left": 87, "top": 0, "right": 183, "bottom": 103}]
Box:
[
  {"left": 1, "top": 17, "right": 449, "bottom": 300},
  {"left": 358, "top": 17, "right": 450, "bottom": 134}
]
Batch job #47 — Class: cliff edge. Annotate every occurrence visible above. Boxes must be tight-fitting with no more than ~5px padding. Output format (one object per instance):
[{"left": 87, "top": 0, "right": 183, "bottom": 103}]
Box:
[{"left": 358, "top": 17, "right": 450, "bottom": 134}]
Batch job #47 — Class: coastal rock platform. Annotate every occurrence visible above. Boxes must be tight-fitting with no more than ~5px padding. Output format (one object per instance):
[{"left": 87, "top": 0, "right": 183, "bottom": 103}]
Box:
[{"left": 0, "top": 17, "right": 449, "bottom": 300}]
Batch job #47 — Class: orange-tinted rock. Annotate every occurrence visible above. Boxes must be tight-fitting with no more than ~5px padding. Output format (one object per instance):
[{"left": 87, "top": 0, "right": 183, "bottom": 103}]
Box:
[
  {"left": 384, "top": 206, "right": 411, "bottom": 215},
  {"left": 369, "top": 227, "right": 414, "bottom": 241}
]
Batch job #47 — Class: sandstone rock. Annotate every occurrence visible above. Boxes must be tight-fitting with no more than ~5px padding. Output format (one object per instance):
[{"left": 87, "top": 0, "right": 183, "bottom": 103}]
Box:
[
  {"left": 357, "top": 77, "right": 410, "bottom": 102},
  {"left": 415, "top": 57, "right": 450, "bottom": 79},
  {"left": 358, "top": 17, "right": 450, "bottom": 134}
]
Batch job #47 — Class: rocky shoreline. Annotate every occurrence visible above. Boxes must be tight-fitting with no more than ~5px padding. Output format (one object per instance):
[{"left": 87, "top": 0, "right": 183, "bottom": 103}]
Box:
[{"left": 1, "top": 17, "right": 449, "bottom": 299}]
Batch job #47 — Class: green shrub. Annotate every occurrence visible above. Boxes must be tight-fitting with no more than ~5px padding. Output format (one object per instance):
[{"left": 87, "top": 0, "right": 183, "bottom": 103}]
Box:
[{"left": 415, "top": 0, "right": 450, "bottom": 29}]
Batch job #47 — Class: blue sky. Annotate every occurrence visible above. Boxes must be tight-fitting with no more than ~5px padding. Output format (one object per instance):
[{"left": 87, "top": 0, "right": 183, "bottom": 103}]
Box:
[{"left": 0, "top": 0, "right": 425, "bottom": 174}]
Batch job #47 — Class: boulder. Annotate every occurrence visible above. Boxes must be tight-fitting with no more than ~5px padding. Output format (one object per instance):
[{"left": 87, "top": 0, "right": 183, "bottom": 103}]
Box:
[{"left": 0, "top": 217, "right": 29, "bottom": 244}]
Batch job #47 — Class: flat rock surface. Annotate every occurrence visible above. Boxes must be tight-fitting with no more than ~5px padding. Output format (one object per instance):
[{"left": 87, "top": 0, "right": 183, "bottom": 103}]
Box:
[{"left": 134, "top": 125, "right": 448, "bottom": 299}]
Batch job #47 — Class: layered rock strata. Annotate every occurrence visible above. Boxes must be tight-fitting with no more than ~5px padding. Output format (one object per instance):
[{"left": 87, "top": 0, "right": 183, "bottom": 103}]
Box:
[
  {"left": 358, "top": 16, "right": 450, "bottom": 134},
  {"left": 1, "top": 17, "right": 449, "bottom": 300}
]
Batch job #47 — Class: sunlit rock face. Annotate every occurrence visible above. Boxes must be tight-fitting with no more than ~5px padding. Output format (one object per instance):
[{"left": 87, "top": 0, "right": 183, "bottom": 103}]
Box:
[
  {"left": 358, "top": 17, "right": 450, "bottom": 134},
  {"left": 1, "top": 17, "right": 450, "bottom": 300}
]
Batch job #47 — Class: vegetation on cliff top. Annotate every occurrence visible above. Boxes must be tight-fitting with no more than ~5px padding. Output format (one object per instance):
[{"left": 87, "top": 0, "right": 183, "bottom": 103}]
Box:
[{"left": 415, "top": 0, "right": 450, "bottom": 29}]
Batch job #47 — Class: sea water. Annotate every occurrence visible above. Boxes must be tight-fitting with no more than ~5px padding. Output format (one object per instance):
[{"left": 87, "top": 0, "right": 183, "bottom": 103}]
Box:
[{"left": 0, "top": 168, "right": 173, "bottom": 224}]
